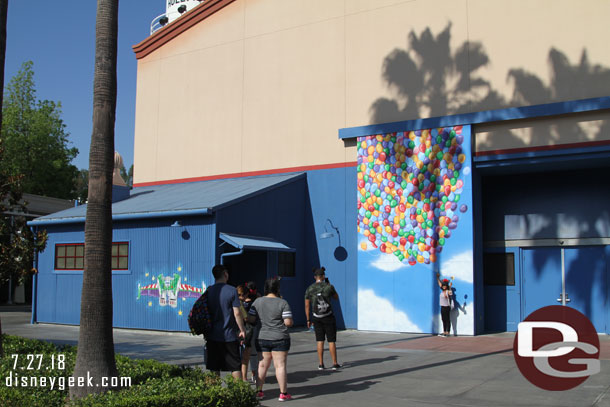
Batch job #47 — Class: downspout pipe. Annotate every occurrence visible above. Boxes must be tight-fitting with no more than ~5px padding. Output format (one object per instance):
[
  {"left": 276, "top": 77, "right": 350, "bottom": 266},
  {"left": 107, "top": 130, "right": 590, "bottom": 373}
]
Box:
[{"left": 220, "top": 248, "right": 244, "bottom": 265}]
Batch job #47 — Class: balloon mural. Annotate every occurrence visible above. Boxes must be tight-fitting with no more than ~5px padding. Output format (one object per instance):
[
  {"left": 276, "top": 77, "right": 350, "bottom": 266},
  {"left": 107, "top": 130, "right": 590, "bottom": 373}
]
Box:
[{"left": 357, "top": 126, "right": 469, "bottom": 266}]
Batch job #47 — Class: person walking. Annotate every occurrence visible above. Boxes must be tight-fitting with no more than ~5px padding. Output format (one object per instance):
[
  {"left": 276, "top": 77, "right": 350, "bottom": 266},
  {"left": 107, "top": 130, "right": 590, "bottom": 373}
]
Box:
[
  {"left": 248, "top": 278, "right": 293, "bottom": 402},
  {"left": 205, "top": 265, "right": 246, "bottom": 379},
  {"left": 304, "top": 267, "right": 340, "bottom": 370},
  {"left": 436, "top": 272, "right": 453, "bottom": 337}
]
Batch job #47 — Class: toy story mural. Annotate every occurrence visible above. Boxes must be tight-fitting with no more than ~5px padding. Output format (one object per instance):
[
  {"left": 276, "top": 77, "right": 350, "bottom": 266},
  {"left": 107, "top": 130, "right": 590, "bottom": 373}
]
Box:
[
  {"left": 357, "top": 125, "right": 475, "bottom": 335},
  {"left": 137, "top": 264, "right": 206, "bottom": 318}
]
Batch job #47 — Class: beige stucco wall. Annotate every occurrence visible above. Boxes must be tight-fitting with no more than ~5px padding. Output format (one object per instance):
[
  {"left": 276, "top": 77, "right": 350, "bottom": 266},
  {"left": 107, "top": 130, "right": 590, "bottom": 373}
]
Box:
[
  {"left": 134, "top": 0, "right": 610, "bottom": 184},
  {"left": 475, "top": 111, "right": 610, "bottom": 154}
]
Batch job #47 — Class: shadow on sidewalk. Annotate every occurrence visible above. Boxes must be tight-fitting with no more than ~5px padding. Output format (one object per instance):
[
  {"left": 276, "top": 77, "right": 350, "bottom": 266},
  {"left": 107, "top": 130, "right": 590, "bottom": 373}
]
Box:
[
  {"left": 287, "top": 348, "right": 511, "bottom": 401},
  {"left": 288, "top": 333, "right": 438, "bottom": 357}
]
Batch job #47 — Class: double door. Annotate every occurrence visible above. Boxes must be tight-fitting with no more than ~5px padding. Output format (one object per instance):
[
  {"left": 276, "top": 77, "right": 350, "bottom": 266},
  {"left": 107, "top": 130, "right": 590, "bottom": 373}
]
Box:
[{"left": 522, "top": 246, "right": 607, "bottom": 333}]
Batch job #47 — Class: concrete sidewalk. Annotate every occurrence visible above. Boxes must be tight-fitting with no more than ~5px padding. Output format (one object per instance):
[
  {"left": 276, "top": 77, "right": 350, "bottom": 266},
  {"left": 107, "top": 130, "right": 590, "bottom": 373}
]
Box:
[{"left": 1, "top": 309, "right": 609, "bottom": 407}]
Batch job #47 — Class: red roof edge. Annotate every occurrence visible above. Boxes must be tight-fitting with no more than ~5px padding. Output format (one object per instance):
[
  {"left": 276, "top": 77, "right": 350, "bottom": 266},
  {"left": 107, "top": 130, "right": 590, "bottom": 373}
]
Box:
[{"left": 132, "top": 0, "right": 237, "bottom": 60}]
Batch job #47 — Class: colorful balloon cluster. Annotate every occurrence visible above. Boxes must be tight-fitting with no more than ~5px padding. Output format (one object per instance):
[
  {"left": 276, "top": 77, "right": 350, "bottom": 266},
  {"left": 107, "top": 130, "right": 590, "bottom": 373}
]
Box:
[{"left": 357, "top": 126, "right": 468, "bottom": 265}]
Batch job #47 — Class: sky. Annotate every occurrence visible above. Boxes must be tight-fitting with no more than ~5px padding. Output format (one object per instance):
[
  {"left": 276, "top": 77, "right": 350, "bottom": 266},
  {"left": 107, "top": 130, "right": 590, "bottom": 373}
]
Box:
[{"left": 4, "top": 1, "right": 167, "bottom": 171}]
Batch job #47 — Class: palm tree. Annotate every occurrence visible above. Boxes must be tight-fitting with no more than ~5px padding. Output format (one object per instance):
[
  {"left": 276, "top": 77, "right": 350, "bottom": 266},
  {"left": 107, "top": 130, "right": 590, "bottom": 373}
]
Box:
[
  {"left": 0, "top": 0, "right": 9, "bottom": 359},
  {"left": 70, "top": 0, "right": 119, "bottom": 398}
]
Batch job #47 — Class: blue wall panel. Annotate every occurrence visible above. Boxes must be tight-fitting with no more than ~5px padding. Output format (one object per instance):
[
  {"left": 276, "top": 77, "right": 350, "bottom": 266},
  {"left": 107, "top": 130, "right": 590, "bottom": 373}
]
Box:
[
  {"left": 305, "top": 168, "right": 358, "bottom": 329},
  {"left": 34, "top": 225, "right": 86, "bottom": 324},
  {"left": 34, "top": 171, "right": 359, "bottom": 331},
  {"left": 34, "top": 217, "right": 216, "bottom": 331},
  {"left": 217, "top": 176, "right": 312, "bottom": 325},
  {"left": 482, "top": 170, "right": 610, "bottom": 242},
  {"left": 216, "top": 171, "right": 358, "bottom": 329},
  {"left": 481, "top": 168, "right": 610, "bottom": 333},
  {"left": 120, "top": 217, "right": 216, "bottom": 331}
]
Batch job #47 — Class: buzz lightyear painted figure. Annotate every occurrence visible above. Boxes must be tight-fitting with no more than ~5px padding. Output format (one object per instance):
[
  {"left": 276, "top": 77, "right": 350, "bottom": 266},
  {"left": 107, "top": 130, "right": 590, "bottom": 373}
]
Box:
[{"left": 158, "top": 273, "right": 181, "bottom": 308}]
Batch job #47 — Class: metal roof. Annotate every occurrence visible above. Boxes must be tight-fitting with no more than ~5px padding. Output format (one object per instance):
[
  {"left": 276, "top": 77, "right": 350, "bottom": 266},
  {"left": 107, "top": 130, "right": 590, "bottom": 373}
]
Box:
[
  {"left": 219, "top": 232, "right": 294, "bottom": 252},
  {"left": 28, "top": 173, "right": 305, "bottom": 226}
]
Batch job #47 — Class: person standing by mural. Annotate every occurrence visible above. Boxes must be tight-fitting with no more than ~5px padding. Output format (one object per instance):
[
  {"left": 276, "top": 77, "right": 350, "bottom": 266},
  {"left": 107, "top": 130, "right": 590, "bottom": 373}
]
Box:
[
  {"left": 206, "top": 265, "right": 246, "bottom": 379},
  {"left": 436, "top": 272, "right": 453, "bottom": 337},
  {"left": 304, "top": 267, "right": 341, "bottom": 370},
  {"left": 248, "top": 278, "right": 293, "bottom": 402}
]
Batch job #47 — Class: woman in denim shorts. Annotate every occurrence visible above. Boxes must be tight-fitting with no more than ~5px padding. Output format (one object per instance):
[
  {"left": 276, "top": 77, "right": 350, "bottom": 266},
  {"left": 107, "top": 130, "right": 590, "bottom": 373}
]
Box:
[{"left": 248, "top": 278, "right": 293, "bottom": 402}]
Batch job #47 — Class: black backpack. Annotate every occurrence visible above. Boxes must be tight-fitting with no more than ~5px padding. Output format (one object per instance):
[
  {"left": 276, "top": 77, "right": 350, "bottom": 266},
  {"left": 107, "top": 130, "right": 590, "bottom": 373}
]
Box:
[{"left": 188, "top": 290, "right": 212, "bottom": 338}]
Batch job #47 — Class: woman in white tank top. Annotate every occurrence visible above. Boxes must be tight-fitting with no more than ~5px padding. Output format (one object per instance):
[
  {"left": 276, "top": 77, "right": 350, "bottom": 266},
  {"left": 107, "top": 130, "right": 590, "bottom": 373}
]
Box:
[{"left": 436, "top": 273, "right": 453, "bottom": 337}]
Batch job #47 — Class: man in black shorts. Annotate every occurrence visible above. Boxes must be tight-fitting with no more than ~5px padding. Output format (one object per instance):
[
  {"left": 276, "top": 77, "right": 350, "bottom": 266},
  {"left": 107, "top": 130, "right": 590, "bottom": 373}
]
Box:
[
  {"left": 304, "top": 267, "right": 341, "bottom": 370},
  {"left": 206, "top": 265, "right": 246, "bottom": 378}
]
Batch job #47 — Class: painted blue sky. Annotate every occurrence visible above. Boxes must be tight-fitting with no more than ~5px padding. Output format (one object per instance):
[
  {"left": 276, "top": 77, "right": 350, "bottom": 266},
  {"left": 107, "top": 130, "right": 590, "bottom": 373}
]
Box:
[{"left": 4, "top": 1, "right": 167, "bottom": 171}]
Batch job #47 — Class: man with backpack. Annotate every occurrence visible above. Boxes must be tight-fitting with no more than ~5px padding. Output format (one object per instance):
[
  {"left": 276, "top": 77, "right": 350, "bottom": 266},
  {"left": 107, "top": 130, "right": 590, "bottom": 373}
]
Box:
[
  {"left": 304, "top": 267, "right": 341, "bottom": 370},
  {"left": 205, "top": 264, "right": 246, "bottom": 378}
]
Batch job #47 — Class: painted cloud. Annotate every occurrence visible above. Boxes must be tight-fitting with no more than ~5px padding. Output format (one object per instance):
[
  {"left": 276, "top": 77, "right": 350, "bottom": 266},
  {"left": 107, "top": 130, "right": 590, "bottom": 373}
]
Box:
[
  {"left": 371, "top": 252, "right": 408, "bottom": 272},
  {"left": 440, "top": 250, "right": 473, "bottom": 283},
  {"left": 358, "top": 288, "right": 422, "bottom": 333}
]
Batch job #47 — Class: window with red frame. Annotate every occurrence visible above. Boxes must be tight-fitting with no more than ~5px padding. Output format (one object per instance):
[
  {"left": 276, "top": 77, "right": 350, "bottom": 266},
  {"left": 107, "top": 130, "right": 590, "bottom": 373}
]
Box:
[
  {"left": 111, "top": 242, "right": 129, "bottom": 270},
  {"left": 55, "top": 242, "right": 129, "bottom": 270}
]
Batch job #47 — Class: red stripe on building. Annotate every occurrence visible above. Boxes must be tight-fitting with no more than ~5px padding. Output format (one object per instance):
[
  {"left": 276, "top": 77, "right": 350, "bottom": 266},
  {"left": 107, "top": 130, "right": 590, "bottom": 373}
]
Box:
[{"left": 133, "top": 161, "right": 358, "bottom": 188}]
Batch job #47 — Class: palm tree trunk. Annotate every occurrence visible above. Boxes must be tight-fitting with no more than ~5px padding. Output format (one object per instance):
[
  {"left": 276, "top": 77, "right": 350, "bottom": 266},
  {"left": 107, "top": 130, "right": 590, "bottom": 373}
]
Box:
[
  {"left": 70, "top": 0, "right": 119, "bottom": 399},
  {"left": 0, "top": 0, "right": 9, "bottom": 359}
]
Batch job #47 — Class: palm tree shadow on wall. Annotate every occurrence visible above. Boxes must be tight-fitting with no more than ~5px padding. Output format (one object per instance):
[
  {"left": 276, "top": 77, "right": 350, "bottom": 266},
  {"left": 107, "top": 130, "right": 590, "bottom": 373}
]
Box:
[
  {"left": 369, "top": 23, "right": 610, "bottom": 331},
  {"left": 370, "top": 23, "right": 610, "bottom": 151}
]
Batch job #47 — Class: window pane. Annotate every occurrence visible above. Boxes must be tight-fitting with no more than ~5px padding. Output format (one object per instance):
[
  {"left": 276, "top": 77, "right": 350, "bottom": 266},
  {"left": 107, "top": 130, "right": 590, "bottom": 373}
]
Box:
[
  {"left": 118, "top": 244, "right": 128, "bottom": 256},
  {"left": 56, "top": 258, "right": 66, "bottom": 269},
  {"left": 66, "top": 245, "right": 75, "bottom": 257},
  {"left": 111, "top": 257, "right": 118, "bottom": 269},
  {"left": 483, "top": 253, "right": 515, "bottom": 286},
  {"left": 111, "top": 244, "right": 118, "bottom": 256},
  {"left": 66, "top": 257, "right": 75, "bottom": 269},
  {"left": 75, "top": 245, "right": 84, "bottom": 257},
  {"left": 57, "top": 246, "right": 66, "bottom": 257},
  {"left": 75, "top": 258, "right": 84, "bottom": 269},
  {"left": 118, "top": 257, "right": 128, "bottom": 269},
  {"left": 278, "top": 252, "right": 295, "bottom": 277}
]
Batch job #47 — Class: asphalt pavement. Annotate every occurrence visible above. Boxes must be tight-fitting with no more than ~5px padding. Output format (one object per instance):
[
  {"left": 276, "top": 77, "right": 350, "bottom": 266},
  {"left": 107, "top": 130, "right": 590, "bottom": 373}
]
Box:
[{"left": 1, "top": 307, "right": 609, "bottom": 407}]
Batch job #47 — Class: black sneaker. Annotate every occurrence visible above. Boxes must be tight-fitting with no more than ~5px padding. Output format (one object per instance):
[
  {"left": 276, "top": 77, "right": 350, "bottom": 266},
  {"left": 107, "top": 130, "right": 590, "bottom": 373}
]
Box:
[
  {"left": 318, "top": 364, "right": 325, "bottom": 370},
  {"left": 331, "top": 364, "right": 341, "bottom": 370}
]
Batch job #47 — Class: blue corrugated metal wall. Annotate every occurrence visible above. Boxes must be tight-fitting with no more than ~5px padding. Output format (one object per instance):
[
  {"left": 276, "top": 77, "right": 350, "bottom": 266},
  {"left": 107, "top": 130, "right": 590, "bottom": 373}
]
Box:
[
  {"left": 216, "top": 169, "right": 358, "bottom": 329},
  {"left": 305, "top": 168, "right": 358, "bottom": 329},
  {"left": 34, "top": 168, "right": 358, "bottom": 331},
  {"left": 216, "top": 176, "right": 310, "bottom": 324},
  {"left": 35, "top": 217, "right": 216, "bottom": 331}
]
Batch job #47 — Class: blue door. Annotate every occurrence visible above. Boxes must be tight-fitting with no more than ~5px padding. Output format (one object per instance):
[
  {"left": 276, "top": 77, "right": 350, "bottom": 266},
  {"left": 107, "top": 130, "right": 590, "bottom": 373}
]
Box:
[
  {"left": 522, "top": 246, "right": 607, "bottom": 333},
  {"left": 564, "top": 246, "right": 606, "bottom": 333},
  {"left": 483, "top": 247, "right": 521, "bottom": 332},
  {"left": 522, "top": 247, "right": 562, "bottom": 318}
]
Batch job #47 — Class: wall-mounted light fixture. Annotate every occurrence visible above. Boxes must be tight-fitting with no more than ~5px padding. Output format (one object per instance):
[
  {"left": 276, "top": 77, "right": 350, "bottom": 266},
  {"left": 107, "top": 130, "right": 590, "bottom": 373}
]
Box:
[
  {"left": 178, "top": 5, "right": 187, "bottom": 14},
  {"left": 319, "top": 218, "right": 348, "bottom": 261},
  {"left": 159, "top": 16, "right": 169, "bottom": 26},
  {"left": 171, "top": 220, "right": 182, "bottom": 227},
  {"left": 319, "top": 218, "right": 341, "bottom": 244}
]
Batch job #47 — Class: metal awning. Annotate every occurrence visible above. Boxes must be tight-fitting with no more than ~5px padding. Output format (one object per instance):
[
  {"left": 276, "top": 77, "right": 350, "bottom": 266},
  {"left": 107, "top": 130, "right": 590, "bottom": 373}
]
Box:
[{"left": 219, "top": 232, "right": 294, "bottom": 252}]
